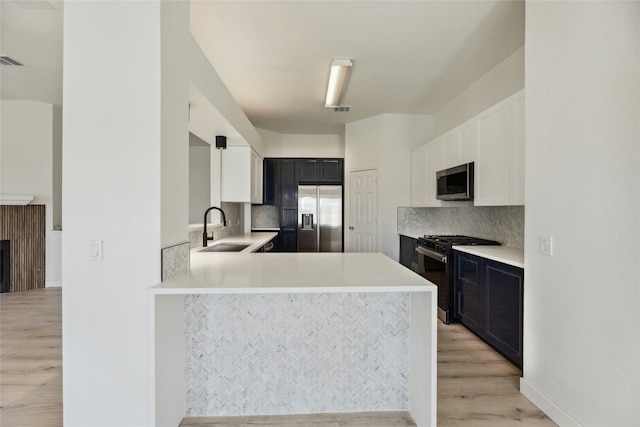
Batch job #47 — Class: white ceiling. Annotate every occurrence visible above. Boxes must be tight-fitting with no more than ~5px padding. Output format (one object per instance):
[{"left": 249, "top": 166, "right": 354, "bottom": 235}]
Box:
[
  {"left": 0, "top": 0, "right": 63, "bottom": 106},
  {"left": 1, "top": 0, "right": 524, "bottom": 137},
  {"left": 190, "top": 1, "right": 525, "bottom": 135}
]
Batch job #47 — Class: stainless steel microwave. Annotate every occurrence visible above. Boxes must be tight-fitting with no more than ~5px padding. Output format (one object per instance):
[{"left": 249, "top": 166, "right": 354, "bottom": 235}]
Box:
[{"left": 436, "top": 162, "right": 474, "bottom": 201}]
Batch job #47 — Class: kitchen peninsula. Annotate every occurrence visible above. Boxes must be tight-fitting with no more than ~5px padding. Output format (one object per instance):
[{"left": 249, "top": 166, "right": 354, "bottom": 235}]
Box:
[{"left": 150, "top": 248, "right": 437, "bottom": 427}]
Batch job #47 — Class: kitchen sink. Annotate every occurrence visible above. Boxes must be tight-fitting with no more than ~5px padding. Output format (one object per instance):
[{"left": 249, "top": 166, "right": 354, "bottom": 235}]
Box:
[{"left": 199, "top": 243, "right": 251, "bottom": 253}]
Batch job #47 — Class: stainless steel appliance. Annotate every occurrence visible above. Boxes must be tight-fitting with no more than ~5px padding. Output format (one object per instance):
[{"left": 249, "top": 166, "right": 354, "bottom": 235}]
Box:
[
  {"left": 297, "top": 185, "right": 343, "bottom": 252},
  {"left": 436, "top": 162, "right": 474, "bottom": 201},
  {"left": 416, "top": 235, "right": 500, "bottom": 323}
]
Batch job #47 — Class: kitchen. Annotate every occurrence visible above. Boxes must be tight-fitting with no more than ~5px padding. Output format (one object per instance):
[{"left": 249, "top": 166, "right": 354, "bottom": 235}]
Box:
[{"left": 1, "top": 1, "right": 638, "bottom": 427}]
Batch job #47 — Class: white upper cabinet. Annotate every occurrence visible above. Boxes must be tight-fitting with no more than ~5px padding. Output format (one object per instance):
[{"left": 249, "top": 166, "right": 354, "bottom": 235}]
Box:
[
  {"left": 409, "top": 89, "right": 524, "bottom": 208},
  {"left": 475, "top": 101, "right": 510, "bottom": 206},
  {"left": 424, "top": 138, "right": 443, "bottom": 207},
  {"left": 475, "top": 90, "right": 524, "bottom": 206},
  {"left": 221, "top": 146, "right": 263, "bottom": 203},
  {"left": 441, "top": 131, "right": 459, "bottom": 169},
  {"left": 411, "top": 138, "right": 443, "bottom": 208},
  {"left": 251, "top": 149, "right": 263, "bottom": 204},
  {"left": 458, "top": 120, "right": 478, "bottom": 165},
  {"left": 509, "top": 91, "right": 525, "bottom": 205}
]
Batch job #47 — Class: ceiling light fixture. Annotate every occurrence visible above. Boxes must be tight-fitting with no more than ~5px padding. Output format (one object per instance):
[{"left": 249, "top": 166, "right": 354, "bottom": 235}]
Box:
[{"left": 325, "top": 59, "right": 352, "bottom": 108}]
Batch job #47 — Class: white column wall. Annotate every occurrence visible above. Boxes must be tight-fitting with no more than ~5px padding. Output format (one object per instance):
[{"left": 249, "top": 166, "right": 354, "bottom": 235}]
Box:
[
  {"left": 62, "top": 1, "right": 182, "bottom": 425},
  {"left": 523, "top": 2, "right": 640, "bottom": 426},
  {"left": 161, "top": 1, "right": 190, "bottom": 248}
]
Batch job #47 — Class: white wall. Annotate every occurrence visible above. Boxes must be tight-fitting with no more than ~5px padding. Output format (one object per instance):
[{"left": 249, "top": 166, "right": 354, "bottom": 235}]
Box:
[
  {"left": 0, "top": 100, "right": 61, "bottom": 286},
  {"left": 433, "top": 46, "right": 524, "bottom": 138},
  {"left": 189, "top": 36, "right": 264, "bottom": 156},
  {"left": 258, "top": 127, "right": 344, "bottom": 158},
  {"left": 522, "top": 2, "right": 640, "bottom": 426},
  {"left": 62, "top": 2, "right": 189, "bottom": 425},
  {"left": 345, "top": 114, "right": 432, "bottom": 261}
]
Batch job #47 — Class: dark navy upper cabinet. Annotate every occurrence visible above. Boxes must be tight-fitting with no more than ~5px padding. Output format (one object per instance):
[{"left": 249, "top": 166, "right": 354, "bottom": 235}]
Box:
[
  {"left": 319, "top": 159, "right": 343, "bottom": 183},
  {"left": 296, "top": 159, "right": 319, "bottom": 182},
  {"left": 454, "top": 251, "right": 524, "bottom": 368},
  {"left": 280, "top": 159, "right": 297, "bottom": 206},
  {"left": 263, "top": 159, "right": 278, "bottom": 205},
  {"left": 296, "top": 159, "right": 343, "bottom": 184}
]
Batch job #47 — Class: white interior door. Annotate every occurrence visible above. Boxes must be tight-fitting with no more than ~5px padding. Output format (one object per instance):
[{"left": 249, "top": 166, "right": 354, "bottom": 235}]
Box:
[{"left": 349, "top": 169, "right": 378, "bottom": 252}]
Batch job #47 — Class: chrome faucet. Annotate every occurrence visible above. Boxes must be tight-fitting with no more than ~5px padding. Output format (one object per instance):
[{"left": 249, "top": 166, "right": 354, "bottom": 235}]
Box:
[{"left": 203, "top": 206, "right": 227, "bottom": 247}]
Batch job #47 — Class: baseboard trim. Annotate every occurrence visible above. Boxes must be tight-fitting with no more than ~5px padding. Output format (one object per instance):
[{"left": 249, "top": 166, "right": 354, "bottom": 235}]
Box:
[
  {"left": 45, "top": 281, "right": 62, "bottom": 288},
  {"left": 520, "top": 378, "right": 582, "bottom": 427}
]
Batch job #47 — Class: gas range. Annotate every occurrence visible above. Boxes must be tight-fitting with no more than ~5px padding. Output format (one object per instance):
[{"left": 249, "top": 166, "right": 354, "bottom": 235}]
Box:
[
  {"left": 417, "top": 235, "right": 501, "bottom": 254},
  {"left": 415, "top": 235, "right": 500, "bottom": 324}
]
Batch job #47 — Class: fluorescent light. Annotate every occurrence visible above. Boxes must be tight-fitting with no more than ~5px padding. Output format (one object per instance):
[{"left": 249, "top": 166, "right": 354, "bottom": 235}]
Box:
[{"left": 325, "top": 59, "right": 352, "bottom": 108}]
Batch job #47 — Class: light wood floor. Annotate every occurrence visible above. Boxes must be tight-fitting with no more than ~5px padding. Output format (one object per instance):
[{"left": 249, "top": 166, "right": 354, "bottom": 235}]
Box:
[
  {"left": 0, "top": 288, "right": 555, "bottom": 426},
  {"left": 0, "top": 288, "right": 62, "bottom": 426}
]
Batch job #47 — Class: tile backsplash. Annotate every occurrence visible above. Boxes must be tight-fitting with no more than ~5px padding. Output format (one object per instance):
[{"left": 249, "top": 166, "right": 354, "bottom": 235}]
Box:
[
  {"left": 398, "top": 205, "right": 524, "bottom": 248},
  {"left": 188, "top": 202, "right": 243, "bottom": 249},
  {"left": 251, "top": 205, "right": 279, "bottom": 229}
]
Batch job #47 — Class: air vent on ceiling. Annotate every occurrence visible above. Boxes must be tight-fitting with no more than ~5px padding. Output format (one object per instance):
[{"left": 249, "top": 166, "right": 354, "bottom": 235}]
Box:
[
  {"left": 0, "top": 56, "right": 25, "bottom": 67},
  {"left": 334, "top": 106, "right": 350, "bottom": 113}
]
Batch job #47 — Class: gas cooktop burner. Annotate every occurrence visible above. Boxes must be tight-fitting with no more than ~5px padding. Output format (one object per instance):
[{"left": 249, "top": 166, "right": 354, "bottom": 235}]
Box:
[{"left": 418, "top": 235, "right": 501, "bottom": 248}]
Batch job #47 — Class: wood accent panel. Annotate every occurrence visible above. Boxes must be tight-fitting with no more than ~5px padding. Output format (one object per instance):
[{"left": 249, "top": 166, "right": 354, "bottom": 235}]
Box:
[{"left": 0, "top": 205, "right": 46, "bottom": 292}]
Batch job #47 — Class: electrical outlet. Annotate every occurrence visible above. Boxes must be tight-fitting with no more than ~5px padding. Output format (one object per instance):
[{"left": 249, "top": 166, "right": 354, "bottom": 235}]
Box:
[{"left": 539, "top": 235, "right": 553, "bottom": 256}]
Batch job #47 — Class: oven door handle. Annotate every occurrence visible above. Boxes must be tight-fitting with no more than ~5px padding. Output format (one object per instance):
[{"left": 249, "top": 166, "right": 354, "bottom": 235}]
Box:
[{"left": 416, "top": 246, "right": 448, "bottom": 263}]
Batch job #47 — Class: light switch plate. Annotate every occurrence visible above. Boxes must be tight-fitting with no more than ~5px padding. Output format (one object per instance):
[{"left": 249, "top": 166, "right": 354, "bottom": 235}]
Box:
[
  {"left": 539, "top": 235, "right": 553, "bottom": 256},
  {"left": 90, "top": 239, "right": 103, "bottom": 261}
]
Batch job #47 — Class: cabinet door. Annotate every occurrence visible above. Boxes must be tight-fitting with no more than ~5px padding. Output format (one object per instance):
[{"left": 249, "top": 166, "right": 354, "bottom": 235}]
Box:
[
  {"left": 280, "top": 206, "right": 297, "bottom": 230},
  {"left": 454, "top": 252, "right": 484, "bottom": 334},
  {"left": 221, "top": 146, "right": 251, "bottom": 202},
  {"left": 319, "top": 159, "right": 343, "bottom": 183},
  {"left": 296, "top": 159, "right": 318, "bottom": 182},
  {"left": 399, "top": 235, "right": 417, "bottom": 271},
  {"left": 483, "top": 260, "right": 523, "bottom": 367},
  {"left": 251, "top": 150, "right": 263, "bottom": 204},
  {"left": 458, "top": 120, "right": 477, "bottom": 165},
  {"left": 263, "top": 159, "right": 278, "bottom": 205},
  {"left": 280, "top": 159, "right": 297, "bottom": 206},
  {"left": 278, "top": 230, "right": 297, "bottom": 252},
  {"left": 441, "top": 131, "right": 459, "bottom": 169},
  {"left": 510, "top": 91, "right": 525, "bottom": 205},
  {"left": 411, "top": 144, "right": 428, "bottom": 207},
  {"left": 425, "top": 138, "right": 443, "bottom": 207},
  {"left": 475, "top": 101, "right": 510, "bottom": 206}
]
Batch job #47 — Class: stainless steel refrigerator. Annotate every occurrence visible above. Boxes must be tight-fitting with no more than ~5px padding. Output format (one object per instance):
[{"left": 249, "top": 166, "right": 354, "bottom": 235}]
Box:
[{"left": 297, "top": 185, "right": 343, "bottom": 252}]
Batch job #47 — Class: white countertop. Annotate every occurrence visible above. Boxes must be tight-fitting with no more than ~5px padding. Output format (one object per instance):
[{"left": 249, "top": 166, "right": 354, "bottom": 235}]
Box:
[
  {"left": 454, "top": 246, "right": 524, "bottom": 269},
  {"left": 251, "top": 227, "right": 280, "bottom": 232},
  {"left": 152, "top": 252, "right": 435, "bottom": 295}
]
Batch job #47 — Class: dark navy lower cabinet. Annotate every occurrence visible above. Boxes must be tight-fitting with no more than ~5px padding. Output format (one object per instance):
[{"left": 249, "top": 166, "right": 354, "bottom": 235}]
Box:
[
  {"left": 454, "top": 253, "right": 484, "bottom": 335},
  {"left": 454, "top": 252, "right": 523, "bottom": 368},
  {"left": 483, "top": 260, "right": 523, "bottom": 367},
  {"left": 399, "top": 235, "right": 417, "bottom": 271}
]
